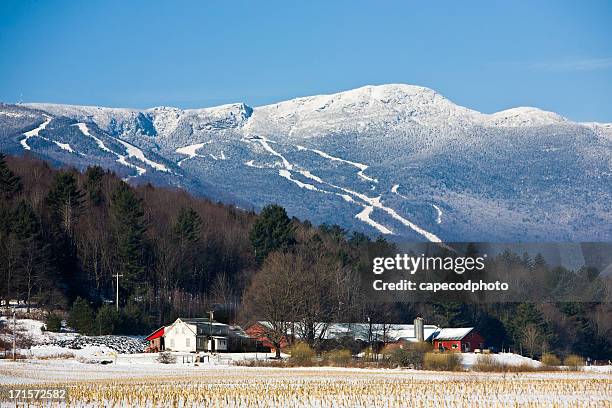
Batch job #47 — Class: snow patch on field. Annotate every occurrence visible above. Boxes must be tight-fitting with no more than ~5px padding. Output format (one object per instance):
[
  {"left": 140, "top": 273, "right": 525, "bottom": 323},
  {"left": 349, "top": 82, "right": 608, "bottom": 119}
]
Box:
[{"left": 461, "top": 352, "right": 542, "bottom": 368}]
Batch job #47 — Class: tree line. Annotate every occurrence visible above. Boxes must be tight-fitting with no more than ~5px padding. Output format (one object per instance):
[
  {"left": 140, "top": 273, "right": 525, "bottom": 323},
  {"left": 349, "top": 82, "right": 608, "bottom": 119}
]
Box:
[{"left": 0, "top": 153, "right": 609, "bottom": 360}]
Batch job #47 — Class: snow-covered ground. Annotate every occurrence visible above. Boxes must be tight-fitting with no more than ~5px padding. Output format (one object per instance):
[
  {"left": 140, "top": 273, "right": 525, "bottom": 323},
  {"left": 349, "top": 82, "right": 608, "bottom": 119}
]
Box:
[
  {"left": 1, "top": 317, "right": 609, "bottom": 390},
  {"left": 0, "top": 357, "right": 609, "bottom": 385},
  {"left": 0, "top": 317, "right": 144, "bottom": 358},
  {"left": 0, "top": 360, "right": 610, "bottom": 408},
  {"left": 461, "top": 352, "right": 542, "bottom": 368}
]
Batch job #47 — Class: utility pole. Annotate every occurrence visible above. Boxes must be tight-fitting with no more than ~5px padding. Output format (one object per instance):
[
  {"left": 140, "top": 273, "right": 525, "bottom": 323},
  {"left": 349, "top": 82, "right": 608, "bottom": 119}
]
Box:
[
  {"left": 208, "top": 310, "right": 214, "bottom": 352},
  {"left": 113, "top": 273, "right": 123, "bottom": 311},
  {"left": 12, "top": 307, "right": 16, "bottom": 361}
]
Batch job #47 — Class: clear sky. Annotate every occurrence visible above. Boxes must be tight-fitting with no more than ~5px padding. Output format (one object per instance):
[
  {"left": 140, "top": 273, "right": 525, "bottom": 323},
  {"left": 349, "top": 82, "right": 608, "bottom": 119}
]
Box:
[{"left": 1, "top": 0, "right": 611, "bottom": 122}]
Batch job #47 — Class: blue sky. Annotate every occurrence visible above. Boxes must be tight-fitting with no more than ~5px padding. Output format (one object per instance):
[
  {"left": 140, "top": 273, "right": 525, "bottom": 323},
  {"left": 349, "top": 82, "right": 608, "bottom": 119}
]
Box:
[{"left": 1, "top": 0, "right": 611, "bottom": 121}]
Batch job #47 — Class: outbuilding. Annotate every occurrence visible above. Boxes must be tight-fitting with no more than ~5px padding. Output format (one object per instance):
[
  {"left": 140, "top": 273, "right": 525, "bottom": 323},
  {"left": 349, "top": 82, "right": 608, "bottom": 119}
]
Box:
[
  {"left": 145, "top": 326, "right": 165, "bottom": 353},
  {"left": 432, "top": 327, "right": 484, "bottom": 352}
]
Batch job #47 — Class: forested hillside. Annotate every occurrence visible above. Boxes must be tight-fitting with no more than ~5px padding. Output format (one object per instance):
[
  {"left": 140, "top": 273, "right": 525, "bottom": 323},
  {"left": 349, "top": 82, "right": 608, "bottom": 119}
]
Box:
[{"left": 0, "top": 153, "right": 610, "bottom": 359}]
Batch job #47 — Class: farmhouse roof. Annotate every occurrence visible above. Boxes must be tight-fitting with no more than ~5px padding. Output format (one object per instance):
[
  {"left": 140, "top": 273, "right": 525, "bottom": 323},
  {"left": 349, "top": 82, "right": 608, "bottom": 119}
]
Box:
[{"left": 170, "top": 317, "right": 231, "bottom": 337}]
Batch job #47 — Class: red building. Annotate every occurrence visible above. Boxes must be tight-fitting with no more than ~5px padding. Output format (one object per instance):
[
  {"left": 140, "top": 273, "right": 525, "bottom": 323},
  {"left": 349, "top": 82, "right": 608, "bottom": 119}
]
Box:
[
  {"left": 432, "top": 328, "right": 484, "bottom": 352},
  {"left": 144, "top": 326, "right": 165, "bottom": 353},
  {"left": 244, "top": 322, "right": 290, "bottom": 353}
]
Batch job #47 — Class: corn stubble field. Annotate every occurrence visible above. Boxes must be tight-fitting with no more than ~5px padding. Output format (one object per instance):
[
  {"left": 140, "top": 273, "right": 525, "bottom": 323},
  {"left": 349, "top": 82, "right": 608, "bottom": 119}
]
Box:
[{"left": 2, "top": 368, "right": 610, "bottom": 407}]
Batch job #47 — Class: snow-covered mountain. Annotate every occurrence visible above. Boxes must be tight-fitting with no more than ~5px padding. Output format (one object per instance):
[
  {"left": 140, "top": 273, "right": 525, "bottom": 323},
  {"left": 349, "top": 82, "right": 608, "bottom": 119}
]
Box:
[{"left": 1, "top": 84, "right": 610, "bottom": 241}]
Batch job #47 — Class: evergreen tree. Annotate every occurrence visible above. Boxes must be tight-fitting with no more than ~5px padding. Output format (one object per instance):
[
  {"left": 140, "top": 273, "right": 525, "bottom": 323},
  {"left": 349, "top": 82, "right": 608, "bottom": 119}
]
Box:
[
  {"left": 46, "top": 172, "right": 84, "bottom": 238},
  {"left": 433, "top": 302, "right": 469, "bottom": 327},
  {"left": 111, "top": 182, "right": 146, "bottom": 297},
  {"left": 0, "top": 153, "right": 21, "bottom": 199},
  {"left": 95, "top": 304, "right": 121, "bottom": 335},
  {"left": 249, "top": 204, "right": 295, "bottom": 262},
  {"left": 12, "top": 200, "right": 48, "bottom": 311},
  {"left": 84, "top": 166, "right": 105, "bottom": 205},
  {"left": 174, "top": 207, "right": 202, "bottom": 246},
  {"left": 12, "top": 199, "right": 40, "bottom": 240},
  {"left": 69, "top": 297, "right": 95, "bottom": 334},
  {"left": 507, "top": 303, "right": 552, "bottom": 355}
]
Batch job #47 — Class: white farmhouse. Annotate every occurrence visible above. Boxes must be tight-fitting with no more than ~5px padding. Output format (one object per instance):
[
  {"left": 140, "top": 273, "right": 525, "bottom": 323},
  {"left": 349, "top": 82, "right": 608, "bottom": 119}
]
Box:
[{"left": 164, "top": 317, "right": 229, "bottom": 352}]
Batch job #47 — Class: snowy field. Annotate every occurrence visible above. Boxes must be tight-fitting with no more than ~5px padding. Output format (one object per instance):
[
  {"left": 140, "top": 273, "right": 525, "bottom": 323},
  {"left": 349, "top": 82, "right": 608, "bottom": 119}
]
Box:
[
  {"left": 0, "top": 359, "right": 610, "bottom": 407},
  {"left": 1, "top": 317, "right": 610, "bottom": 406}
]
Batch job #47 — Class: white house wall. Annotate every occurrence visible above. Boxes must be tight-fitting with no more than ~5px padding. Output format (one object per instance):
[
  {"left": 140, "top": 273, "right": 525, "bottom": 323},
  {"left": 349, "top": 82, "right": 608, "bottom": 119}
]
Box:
[{"left": 164, "top": 320, "right": 197, "bottom": 352}]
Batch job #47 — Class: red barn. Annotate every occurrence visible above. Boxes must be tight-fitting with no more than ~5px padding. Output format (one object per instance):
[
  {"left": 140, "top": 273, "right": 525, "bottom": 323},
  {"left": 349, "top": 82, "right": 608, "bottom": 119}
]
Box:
[
  {"left": 432, "top": 328, "right": 484, "bottom": 352},
  {"left": 145, "top": 326, "right": 165, "bottom": 353},
  {"left": 245, "top": 322, "right": 290, "bottom": 353}
]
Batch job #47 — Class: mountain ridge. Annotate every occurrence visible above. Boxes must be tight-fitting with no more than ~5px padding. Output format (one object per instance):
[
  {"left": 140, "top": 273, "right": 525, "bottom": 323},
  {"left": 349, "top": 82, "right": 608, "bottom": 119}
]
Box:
[
  {"left": 21, "top": 83, "right": 610, "bottom": 129},
  {"left": 2, "top": 83, "right": 610, "bottom": 242}
]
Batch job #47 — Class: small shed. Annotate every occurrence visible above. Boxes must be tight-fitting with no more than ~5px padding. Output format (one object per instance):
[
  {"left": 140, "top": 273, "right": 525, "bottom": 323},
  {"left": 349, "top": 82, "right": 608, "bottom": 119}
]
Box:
[
  {"left": 432, "top": 328, "right": 484, "bottom": 352},
  {"left": 145, "top": 326, "right": 165, "bottom": 353}
]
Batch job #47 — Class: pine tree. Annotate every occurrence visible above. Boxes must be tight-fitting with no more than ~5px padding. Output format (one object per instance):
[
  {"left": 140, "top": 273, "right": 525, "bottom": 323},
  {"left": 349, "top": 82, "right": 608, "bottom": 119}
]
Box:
[
  {"left": 111, "top": 182, "right": 146, "bottom": 297},
  {"left": 12, "top": 200, "right": 48, "bottom": 311},
  {"left": 84, "top": 166, "right": 105, "bottom": 205},
  {"left": 249, "top": 204, "right": 295, "bottom": 263},
  {"left": 174, "top": 207, "right": 202, "bottom": 246},
  {"left": 46, "top": 172, "right": 84, "bottom": 237},
  {"left": 69, "top": 297, "right": 95, "bottom": 334},
  {"left": 95, "top": 304, "right": 121, "bottom": 335},
  {"left": 0, "top": 153, "right": 21, "bottom": 199}
]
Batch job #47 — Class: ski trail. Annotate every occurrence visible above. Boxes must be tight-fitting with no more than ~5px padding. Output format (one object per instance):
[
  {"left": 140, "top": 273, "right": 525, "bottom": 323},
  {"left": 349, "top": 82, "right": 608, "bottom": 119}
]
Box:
[
  {"left": 253, "top": 137, "right": 393, "bottom": 233},
  {"left": 356, "top": 206, "right": 394, "bottom": 234},
  {"left": 116, "top": 155, "right": 146, "bottom": 177},
  {"left": 279, "top": 170, "right": 326, "bottom": 192},
  {"left": 73, "top": 122, "right": 147, "bottom": 178},
  {"left": 176, "top": 142, "right": 211, "bottom": 166},
  {"left": 248, "top": 136, "right": 442, "bottom": 241},
  {"left": 117, "top": 139, "right": 170, "bottom": 172},
  {"left": 22, "top": 115, "right": 76, "bottom": 154},
  {"left": 296, "top": 145, "right": 378, "bottom": 183},
  {"left": 337, "top": 187, "right": 442, "bottom": 242},
  {"left": 298, "top": 169, "right": 441, "bottom": 241},
  {"left": 393, "top": 184, "right": 444, "bottom": 227},
  {"left": 21, "top": 115, "right": 52, "bottom": 150},
  {"left": 54, "top": 142, "right": 73, "bottom": 153},
  {"left": 432, "top": 204, "right": 443, "bottom": 224},
  {"left": 73, "top": 123, "right": 111, "bottom": 152},
  {"left": 257, "top": 137, "right": 294, "bottom": 170}
]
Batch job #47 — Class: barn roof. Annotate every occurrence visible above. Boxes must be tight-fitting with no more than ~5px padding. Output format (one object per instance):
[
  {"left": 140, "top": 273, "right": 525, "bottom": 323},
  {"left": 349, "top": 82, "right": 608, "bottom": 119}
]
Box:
[
  {"left": 251, "top": 321, "right": 439, "bottom": 342},
  {"left": 432, "top": 327, "right": 474, "bottom": 341},
  {"left": 145, "top": 326, "right": 165, "bottom": 341}
]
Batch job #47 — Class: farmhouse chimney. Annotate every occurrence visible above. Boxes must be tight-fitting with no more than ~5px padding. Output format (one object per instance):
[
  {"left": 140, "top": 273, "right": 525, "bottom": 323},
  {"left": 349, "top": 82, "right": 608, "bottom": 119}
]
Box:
[{"left": 414, "top": 317, "right": 424, "bottom": 342}]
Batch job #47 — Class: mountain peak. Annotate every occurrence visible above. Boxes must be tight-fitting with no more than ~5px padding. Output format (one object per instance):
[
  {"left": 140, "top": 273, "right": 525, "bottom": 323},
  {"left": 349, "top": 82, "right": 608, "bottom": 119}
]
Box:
[{"left": 487, "top": 107, "right": 568, "bottom": 127}]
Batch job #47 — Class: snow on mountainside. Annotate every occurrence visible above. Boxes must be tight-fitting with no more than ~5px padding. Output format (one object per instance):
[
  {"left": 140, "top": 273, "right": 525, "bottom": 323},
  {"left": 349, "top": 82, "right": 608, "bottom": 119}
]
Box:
[{"left": 1, "top": 84, "right": 610, "bottom": 242}]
